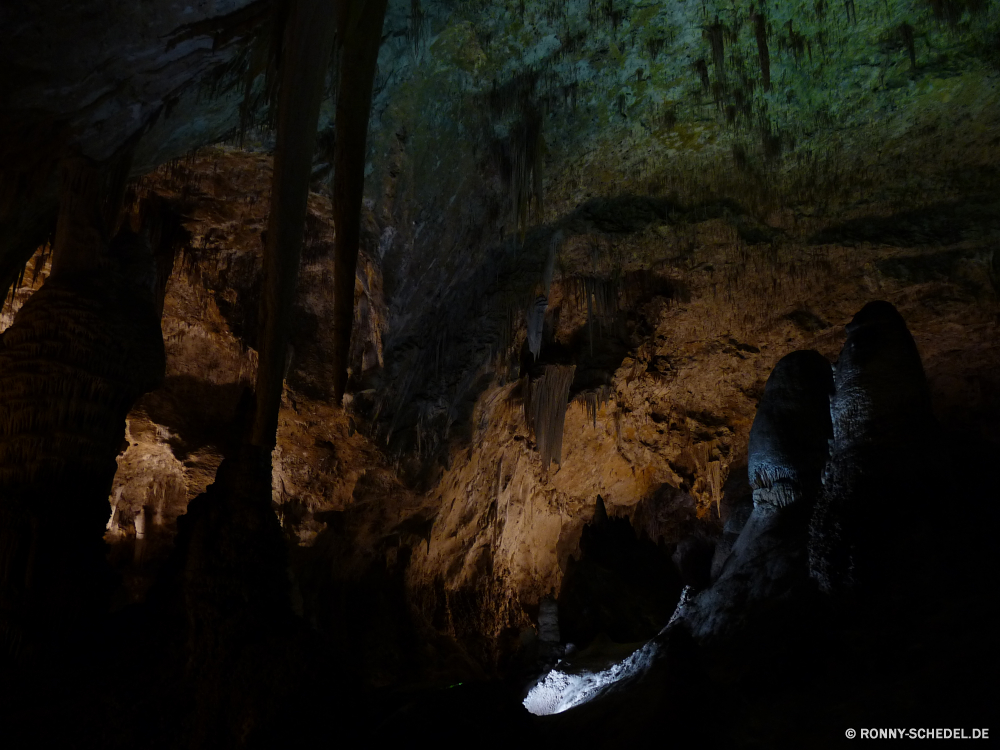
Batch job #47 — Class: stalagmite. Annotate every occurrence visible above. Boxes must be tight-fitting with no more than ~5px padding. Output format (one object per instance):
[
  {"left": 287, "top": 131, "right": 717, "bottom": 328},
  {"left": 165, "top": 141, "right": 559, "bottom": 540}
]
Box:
[
  {"left": 107, "top": 487, "right": 123, "bottom": 536},
  {"left": 133, "top": 506, "right": 146, "bottom": 565},
  {"left": 681, "top": 349, "right": 833, "bottom": 640},
  {"left": 524, "top": 364, "right": 575, "bottom": 470},
  {"left": 748, "top": 349, "right": 834, "bottom": 499},
  {"left": 809, "top": 301, "right": 933, "bottom": 594}
]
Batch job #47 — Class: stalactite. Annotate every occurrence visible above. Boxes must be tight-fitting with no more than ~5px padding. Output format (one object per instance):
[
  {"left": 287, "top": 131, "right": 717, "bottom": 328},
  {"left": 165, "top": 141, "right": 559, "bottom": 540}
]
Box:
[
  {"left": 252, "top": 0, "right": 338, "bottom": 446},
  {"left": 694, "top": 59, "right": 710, "bottom": 93},
  {"left": 407, "top": 0, "right": 426, "bottom": 63},
  {"left": 524, "top": 364, "right": 575, "bottom": 471},
  {"left": 542, "top": 230, "right": 561, "bottom": 294},
  {"left": 899, "top": 23, "right": 916, "bottom": 70},
  {"left": 751, "top": 7, "right": 771, "bottom": 92},
  {"left": 510, "top": 110, "right": 545, "bottom": 238},
  {"left": 526, "top": 294, "right": 547, "bottom": 360},
  {"left": 843, "top": 0, "right": 857, "bottom": 24},
  {"left": 183, "top": 1, "right": 288, "bottom": 142},
  {"left": 586, "top": 280, "right": 594, "bottom": 354},
  {"left": 582, "top": 384, "right": 612, "bottom": 428},
  {"left": 488, "top": 72, "right": 546, "bottom": 238},
  {"left": 567, "top": 275, "right": 619, "bottom": 352},
  {"left": 331, "top": 0, "right": 390, "bottom": 402},
  {"left": 705, "top": 18, "right": 727, "bottom": 87}
]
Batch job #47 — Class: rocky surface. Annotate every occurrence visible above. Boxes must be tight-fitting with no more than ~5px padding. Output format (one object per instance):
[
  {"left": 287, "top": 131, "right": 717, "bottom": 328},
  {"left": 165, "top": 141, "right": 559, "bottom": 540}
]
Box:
[
  {"left": 0, "top": 1, "right": 998, "bottom": 745},
  {"left": 6, "top": 143, "right": 985, "bottom": 682}
]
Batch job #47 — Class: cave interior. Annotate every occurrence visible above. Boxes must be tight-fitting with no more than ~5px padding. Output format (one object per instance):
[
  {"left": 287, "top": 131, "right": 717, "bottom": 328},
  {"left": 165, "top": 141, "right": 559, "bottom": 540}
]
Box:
[{"left": 1, "top": 0, "right": 998, "bottom": 746}]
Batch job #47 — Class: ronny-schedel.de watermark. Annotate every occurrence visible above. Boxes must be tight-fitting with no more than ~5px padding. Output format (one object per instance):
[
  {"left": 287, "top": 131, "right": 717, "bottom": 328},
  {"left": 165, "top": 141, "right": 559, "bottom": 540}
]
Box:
[{"left": 845, "top": 728, "right": 990, "bottom": 740}]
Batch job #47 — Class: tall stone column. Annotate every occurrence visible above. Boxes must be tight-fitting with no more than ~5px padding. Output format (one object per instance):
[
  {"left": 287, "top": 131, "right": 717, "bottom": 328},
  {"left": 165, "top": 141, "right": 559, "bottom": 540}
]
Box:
[{"left": 0, "top": 157, "right": 165, "bottom": 659}]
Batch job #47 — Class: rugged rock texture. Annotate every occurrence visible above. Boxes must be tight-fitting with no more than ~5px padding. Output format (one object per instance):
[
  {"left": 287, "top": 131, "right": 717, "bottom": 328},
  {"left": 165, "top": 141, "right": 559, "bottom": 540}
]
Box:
[
  {"left": 0, "top": 156, "right": 170, "bottom": 655},
  {"left": 747, "top": 349, "right": 834, "bottom": 495},
  {"left": 810, "top": 300, "right": 936, "bottom": 594},
  {"left": 69, "top": 145, "right": 999, "bottom": 695},
  {"left": 0, "top": 1, "right": 998, "bottom": 746},
  {"left": 681, "top": 349, "right": 833, "bottom": 647},
  {"left": 521, "top": 302, "right": 994, "bottom": 747},
  {"left": 87, "top": 151, "right": 391, "bottom": 619}
]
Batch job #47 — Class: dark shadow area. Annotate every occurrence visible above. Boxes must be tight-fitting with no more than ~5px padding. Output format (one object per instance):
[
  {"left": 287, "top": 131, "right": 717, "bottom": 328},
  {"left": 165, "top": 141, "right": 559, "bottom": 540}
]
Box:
[
  {"left": 875, "top": 246, "right": 998, "bottom": 299},
  {"left": 566, "top": 194, "right": 679, "bottom": 234},
  {"left": 208, "top": 251, "right": 262, "bottom": 350},
  {"left": 785, "top": 307, "right": 831, "bottom": 333},
  {"left": 558, "top": 497, "right": 682, "bottom": 649},
  {"left": 139, "top": 375, "right": 246, "bottom": 459},
  {"left": 809, "top": 198, "right": 1000, "bottom": 246},
  {"left": 561, "top": 193, "right": 785, "bottom": 238}
]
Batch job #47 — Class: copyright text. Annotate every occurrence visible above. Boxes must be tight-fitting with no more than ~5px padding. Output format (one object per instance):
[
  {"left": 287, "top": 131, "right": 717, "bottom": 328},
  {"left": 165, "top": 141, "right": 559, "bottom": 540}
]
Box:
[{"left": 846, "top": 728, "right": 990, "bottom": 740}]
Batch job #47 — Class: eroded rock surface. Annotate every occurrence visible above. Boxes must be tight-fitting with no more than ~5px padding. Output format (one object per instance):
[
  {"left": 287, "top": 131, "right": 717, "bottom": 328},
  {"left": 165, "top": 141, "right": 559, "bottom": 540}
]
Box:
[
  {"left": 0, "top": 3, "right": 998, "bottom": 742},
  {"left": 59, "top": 148, "right": 998, "bottom": 698}
]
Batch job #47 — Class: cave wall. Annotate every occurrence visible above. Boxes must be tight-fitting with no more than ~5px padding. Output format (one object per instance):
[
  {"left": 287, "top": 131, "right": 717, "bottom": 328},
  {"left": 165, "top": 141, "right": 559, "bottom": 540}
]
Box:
[
  {"left": 20, "top": 141, "right": 990, "bottom": 677},
  {"left": 0, "top": 0, "right": 998, "bottom": 688}
]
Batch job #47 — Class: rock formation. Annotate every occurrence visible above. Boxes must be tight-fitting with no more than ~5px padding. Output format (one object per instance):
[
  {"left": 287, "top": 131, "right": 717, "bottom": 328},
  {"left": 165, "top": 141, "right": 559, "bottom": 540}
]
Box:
[
  {"left": 524, "top": 302, "right": 991, "bottom": 745},
  {"left": 0, "top": 1, "right": 997, "bottom": 746},
  {"left": 681, "top": 349, "right": 833, "bottom": 645},
  {"left": 810, "top": 300, "right": 935, "bottom": 595},
  {"left": 0, "top": 158, "right": 166, "bottom": 658}
]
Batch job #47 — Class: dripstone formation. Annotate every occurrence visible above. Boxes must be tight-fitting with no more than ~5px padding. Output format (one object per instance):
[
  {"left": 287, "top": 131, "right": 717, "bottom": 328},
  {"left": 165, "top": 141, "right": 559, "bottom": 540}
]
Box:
[{"left": 0, "top": 1, "right": 996, "bottom": 746}]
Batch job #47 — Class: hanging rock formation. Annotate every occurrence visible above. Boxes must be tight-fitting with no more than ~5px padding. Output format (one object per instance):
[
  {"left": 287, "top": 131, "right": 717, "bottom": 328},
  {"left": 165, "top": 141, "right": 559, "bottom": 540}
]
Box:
[
  {"left": 167, "top": 0, "right": 339, "bottom": 741},
  {"left": 252, "top": 0, "right": 337, "bottom": 449},
  {"left": 331, "top": 0, "right": 390, "bottom": 401},
  {"left": 524, "top": 363, "right": 576, "bottom": 470},
  {"left": 526, "top": 294, "right": 547, "bottom": 360}
]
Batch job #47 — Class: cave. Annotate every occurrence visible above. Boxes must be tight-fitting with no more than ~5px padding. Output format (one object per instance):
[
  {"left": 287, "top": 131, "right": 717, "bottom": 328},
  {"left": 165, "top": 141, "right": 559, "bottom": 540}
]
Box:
[{"left": 1, "top": 1, "right": 998, "bottom": 746}]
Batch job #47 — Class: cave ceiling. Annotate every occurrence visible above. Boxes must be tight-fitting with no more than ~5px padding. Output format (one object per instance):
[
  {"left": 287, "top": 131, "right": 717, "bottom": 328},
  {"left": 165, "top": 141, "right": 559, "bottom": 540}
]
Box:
[{"left": 4, "top": 0, "right": 998, "bottom": 266}]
